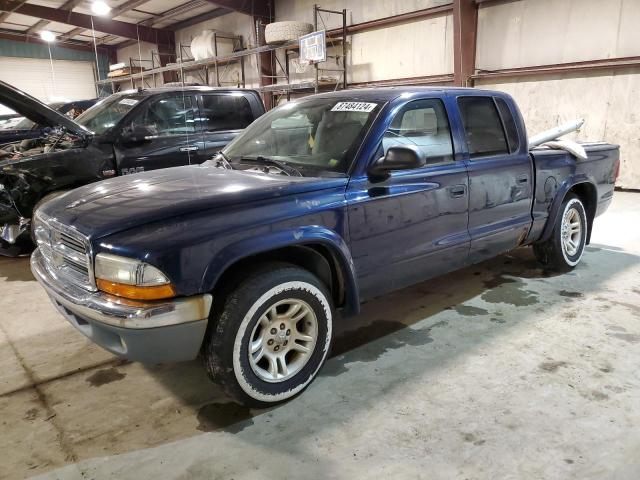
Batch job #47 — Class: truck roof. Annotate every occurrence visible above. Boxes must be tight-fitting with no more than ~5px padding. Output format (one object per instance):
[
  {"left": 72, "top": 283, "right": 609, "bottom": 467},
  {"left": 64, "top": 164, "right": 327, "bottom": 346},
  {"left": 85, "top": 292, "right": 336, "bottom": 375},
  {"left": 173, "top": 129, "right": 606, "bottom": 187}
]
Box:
[
  {"left": 111, "top": 86, "right": 260, "bottom": 97},
  {"left": 309, "top": 86, "right": 504, "bottom": 102}
]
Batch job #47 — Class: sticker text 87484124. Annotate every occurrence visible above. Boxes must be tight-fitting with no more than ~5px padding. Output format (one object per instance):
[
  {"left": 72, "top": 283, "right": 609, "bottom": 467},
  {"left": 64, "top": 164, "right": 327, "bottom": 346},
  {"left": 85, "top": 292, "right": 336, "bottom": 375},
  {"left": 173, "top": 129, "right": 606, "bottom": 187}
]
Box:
[{"left": 331, "top": 102, "right": 377, "bottom": 113}]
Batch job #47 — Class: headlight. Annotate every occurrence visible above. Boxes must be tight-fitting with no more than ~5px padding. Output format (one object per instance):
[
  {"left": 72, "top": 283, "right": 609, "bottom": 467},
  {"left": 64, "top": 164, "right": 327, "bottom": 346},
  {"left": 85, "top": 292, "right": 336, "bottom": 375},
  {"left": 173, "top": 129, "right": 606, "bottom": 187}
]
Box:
[{"left": 94, "top": 253, "right": 176, "bottom": 300}]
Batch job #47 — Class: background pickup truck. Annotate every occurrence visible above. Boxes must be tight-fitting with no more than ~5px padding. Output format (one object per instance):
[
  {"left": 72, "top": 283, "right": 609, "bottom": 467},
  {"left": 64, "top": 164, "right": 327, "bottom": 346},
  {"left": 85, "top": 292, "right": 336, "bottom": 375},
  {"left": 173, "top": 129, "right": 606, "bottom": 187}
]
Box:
[
  {"left": 31, "top": 87, "right": 619, "bottom": 407},
  {"left": 0, "top": 82, "right": 265, "bottom": 255}
]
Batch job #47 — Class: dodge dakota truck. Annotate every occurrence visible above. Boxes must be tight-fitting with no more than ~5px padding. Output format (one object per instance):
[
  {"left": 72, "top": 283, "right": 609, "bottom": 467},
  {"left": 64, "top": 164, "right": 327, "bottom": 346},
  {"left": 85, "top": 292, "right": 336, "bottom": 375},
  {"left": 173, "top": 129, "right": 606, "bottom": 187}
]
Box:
[
  {"left": 31, "top": 87, "right": 619, "bottom": 407},
  {"left": 0, "top": 81, "right": 265, "bottom": 255}
]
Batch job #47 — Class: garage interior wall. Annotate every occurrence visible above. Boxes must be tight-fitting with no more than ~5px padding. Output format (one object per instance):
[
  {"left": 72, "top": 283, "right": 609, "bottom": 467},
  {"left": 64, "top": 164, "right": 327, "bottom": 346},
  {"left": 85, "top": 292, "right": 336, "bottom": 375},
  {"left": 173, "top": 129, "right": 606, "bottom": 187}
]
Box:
[
  {"left": 174, "top": 12, "right": 260, "bottom": 88},
  {"left": 0, "top": 57, "right": 96, "bottom": 108},
  {"left": 476, "top": 0, "right": 640, "bottom": 190},
  {"left": 0, "top": 38, "right": 108, "bottom": 112},
  {"left": 274, "top": 0, "right": 453, "bottom": 85},
  {"left": 116, "top": 41, "right": 158, "bottom": 70},
  {"left": 109, "top": 0, "right": 640, "bottom": 189}
]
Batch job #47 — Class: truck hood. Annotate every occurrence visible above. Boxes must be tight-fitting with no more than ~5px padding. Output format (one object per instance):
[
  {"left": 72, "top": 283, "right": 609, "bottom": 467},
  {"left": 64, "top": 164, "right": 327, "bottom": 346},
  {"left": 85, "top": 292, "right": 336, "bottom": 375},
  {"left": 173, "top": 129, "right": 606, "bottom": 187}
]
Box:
[
  {"left": 41, "top": 165, "right": 347, "bottom": 239},
  {"left": 0, "top": 81, "right": 90, "bottom": 139}
]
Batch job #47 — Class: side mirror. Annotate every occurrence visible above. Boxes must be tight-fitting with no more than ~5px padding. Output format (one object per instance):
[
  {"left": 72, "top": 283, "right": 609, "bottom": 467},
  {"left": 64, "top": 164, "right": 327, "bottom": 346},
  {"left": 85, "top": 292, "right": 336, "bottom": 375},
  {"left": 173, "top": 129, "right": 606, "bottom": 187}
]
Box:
[
  {"left": 120, "top": 125, "right": 155, "bottom": 145},
  {"left": 368, "top": 145, "right": 426, "bottom": 180}
]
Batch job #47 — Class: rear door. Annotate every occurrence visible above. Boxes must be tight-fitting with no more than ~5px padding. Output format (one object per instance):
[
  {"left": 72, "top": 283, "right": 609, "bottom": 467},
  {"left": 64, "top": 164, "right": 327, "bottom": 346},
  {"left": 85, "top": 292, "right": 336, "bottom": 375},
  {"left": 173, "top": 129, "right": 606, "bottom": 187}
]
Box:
[
  {"left": 347, "top": 97, "right": 470, "bottom": 299},
  {"left": 197, "top": 93, "right": 258, "bottom": 159},
  {"left": 114, "top": 93, "right": 206, "bottom": 174},
  {"left": 457, "top": 95, "right": 533, "bottom": 263}
]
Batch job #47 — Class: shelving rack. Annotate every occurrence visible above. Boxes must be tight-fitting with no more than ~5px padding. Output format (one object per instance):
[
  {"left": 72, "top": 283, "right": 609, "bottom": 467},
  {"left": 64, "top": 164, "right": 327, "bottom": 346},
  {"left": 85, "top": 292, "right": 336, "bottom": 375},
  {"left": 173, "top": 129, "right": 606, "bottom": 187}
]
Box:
[
  {"left": 95, "top": 4, "right": 349, "bottom": 109},
  {"left": 97, "top": 33, "right": 246, "bottom": 92},
  {"left": 256, "top": 5, "right": 348, "bottom": 105}
]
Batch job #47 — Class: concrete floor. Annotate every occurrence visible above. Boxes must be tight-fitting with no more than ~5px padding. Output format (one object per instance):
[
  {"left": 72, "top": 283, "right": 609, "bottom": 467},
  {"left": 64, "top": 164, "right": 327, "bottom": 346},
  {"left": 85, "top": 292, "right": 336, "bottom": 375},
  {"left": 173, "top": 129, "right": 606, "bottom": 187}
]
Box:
[{"left": 1, "top": 192, "right": 639, "bottom": 480}]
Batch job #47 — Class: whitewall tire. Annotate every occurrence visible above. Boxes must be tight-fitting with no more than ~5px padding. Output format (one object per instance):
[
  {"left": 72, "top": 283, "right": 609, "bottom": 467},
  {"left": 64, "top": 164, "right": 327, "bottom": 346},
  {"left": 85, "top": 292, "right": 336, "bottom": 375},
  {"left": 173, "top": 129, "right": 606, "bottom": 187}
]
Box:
[{"left": 202, "top": 264, "right": 333, "bottom": 407}]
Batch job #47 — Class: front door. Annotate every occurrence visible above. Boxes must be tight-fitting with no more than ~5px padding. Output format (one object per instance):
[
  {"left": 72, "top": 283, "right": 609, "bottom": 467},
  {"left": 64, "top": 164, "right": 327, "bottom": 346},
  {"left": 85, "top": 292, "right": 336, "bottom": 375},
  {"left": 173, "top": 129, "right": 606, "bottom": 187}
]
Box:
[
  {"left": 114, "top": 93, "right": 205, "bottom": 174},
  {"left": 457, "top": 95, "right": 533, "bottom": 264},
  {"left": 347, "top": 98, "right": 470, "bottom": 300}
]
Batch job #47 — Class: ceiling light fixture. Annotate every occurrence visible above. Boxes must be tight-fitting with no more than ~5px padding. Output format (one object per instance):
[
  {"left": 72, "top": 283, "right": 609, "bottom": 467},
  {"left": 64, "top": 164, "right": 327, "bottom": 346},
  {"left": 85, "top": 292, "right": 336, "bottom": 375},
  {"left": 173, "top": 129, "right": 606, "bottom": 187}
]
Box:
[
  {"left": 91, "top": 1, "right": 111, "bottom": 16},
  {"left": 39, "top": 30, "right": 56, "bottom": 42}
]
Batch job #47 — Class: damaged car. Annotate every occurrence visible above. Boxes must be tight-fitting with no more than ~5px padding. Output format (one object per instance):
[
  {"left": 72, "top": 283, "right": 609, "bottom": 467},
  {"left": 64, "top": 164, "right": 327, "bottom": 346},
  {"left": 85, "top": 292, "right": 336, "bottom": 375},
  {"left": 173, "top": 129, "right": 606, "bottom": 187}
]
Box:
[
  {"left": 0, "top": 98, "right": 98, "bottom": 146},
  {"left": 0, "top": 81, "right": 265, "bottom": 256}
]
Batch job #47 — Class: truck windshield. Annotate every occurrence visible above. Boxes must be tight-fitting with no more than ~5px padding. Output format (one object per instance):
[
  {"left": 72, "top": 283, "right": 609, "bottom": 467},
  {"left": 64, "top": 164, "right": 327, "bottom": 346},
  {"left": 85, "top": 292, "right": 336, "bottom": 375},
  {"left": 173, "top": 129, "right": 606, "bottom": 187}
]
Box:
[
  {"left": 222, "top": 98, "right": 382, "bottom": 174},
  {"left": 76, "top": 94, "right": 144, "bottom": 135}
]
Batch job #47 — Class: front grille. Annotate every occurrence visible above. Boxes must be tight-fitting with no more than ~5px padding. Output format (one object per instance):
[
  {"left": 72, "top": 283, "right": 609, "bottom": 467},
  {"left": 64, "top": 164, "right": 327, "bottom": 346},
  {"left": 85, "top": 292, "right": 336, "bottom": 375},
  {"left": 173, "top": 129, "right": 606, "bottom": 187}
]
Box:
[{"left": 34, "top": 212, "right": 95, "bottom": 291}]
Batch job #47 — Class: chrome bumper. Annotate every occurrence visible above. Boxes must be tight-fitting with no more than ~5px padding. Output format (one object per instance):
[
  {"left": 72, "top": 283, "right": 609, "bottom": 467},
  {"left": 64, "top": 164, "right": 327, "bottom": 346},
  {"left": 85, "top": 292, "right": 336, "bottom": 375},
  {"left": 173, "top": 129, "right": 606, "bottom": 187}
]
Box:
[{"left": 31, "top": 248, "right": 212, "bottom": 329}]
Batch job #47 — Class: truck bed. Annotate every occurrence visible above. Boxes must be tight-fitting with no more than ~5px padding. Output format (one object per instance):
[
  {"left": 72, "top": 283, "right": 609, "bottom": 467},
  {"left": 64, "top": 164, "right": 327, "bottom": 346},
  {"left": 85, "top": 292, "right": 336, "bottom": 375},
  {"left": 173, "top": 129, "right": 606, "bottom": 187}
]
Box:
[{"left": 527, "top": 142, "right": 619, "bottom": 243}]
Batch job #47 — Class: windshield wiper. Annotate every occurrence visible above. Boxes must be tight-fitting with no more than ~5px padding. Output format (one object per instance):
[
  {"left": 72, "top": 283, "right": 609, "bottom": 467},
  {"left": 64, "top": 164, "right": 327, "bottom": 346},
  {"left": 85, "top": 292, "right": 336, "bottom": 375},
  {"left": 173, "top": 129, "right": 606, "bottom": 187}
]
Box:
[
  {"left": 211, "top": 151, "right": 233, "bottom": 169},
  {"left": 241, "top": 156, "right": 303, "bottom": 177}
]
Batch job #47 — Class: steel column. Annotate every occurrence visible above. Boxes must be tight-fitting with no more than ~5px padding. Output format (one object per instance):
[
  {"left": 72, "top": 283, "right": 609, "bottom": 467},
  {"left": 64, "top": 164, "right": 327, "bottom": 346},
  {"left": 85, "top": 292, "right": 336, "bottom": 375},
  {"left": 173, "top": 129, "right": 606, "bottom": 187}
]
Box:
[{"left": 453, "top": 0, "right": 478, "bottom": 87}]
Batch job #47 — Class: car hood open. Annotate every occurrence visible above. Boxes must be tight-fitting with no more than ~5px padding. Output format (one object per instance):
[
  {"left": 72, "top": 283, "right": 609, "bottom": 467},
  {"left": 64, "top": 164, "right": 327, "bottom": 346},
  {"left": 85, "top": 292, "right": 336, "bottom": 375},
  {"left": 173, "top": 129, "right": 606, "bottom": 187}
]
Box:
[
  {"left": 39, "top": 165, "right": 347, "bottom": 239},
  {"left": 0, "top": 81, "right": 90, "bottom": 139}
]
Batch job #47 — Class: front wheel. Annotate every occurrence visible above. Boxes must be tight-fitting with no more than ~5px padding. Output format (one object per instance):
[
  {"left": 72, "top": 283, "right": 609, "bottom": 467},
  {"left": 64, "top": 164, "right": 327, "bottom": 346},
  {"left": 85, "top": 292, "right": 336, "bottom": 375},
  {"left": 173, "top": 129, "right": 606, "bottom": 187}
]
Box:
[
  {"left": 533, "top": 193, "right": 587, "bottom": 272},
  {"left": 202, "top": 264, "right": 333, "bottom": 407}
]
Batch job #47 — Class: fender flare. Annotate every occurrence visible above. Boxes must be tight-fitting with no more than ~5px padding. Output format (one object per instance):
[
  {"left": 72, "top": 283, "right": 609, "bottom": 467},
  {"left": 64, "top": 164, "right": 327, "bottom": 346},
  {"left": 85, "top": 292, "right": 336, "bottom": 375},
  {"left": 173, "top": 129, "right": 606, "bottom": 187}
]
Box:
[
  {"left": 539, "top": 175, "right": 597, "bottom": 243},
  {"left": 200, "top": 226, "right": 360, "bottom": 316}
]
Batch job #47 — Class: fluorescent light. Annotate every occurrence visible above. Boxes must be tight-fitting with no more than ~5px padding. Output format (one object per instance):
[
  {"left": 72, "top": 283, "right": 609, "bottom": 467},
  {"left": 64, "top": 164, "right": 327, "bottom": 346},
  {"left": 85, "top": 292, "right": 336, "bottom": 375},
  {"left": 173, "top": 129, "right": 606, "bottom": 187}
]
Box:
[
  {"left": 39, "top": 30, "right": 56, "bottom": 42},
  {"left": 91, "top": 1, "right": 111, "bottom": 16}
]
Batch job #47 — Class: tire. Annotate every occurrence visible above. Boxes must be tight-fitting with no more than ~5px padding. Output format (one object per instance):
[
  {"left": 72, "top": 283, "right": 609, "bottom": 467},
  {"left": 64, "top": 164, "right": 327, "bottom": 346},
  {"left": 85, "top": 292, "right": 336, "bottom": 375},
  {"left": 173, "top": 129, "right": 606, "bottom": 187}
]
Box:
[
  {"left": 533, "top": 193, "right": 587, "bottom": 272},
  {"left": 202, "top": 263, "right": 333, "bottom": 407},
  {"left": 264, "top": 21, "right": 313, "bottom": 44}
]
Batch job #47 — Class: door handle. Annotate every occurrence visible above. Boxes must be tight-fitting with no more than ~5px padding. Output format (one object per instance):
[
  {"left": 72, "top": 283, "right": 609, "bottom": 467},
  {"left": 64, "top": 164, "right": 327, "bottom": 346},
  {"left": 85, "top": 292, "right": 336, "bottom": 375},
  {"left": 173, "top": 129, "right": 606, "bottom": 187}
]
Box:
[
  {"left": 180, "top": 146, "right": 199, "bottom": 152},
  {"left": 448, "top": 185, "right": 466, "bottom": 198},
  {"left": 516, "top": 175, "right": 529, "bottom": 184}
]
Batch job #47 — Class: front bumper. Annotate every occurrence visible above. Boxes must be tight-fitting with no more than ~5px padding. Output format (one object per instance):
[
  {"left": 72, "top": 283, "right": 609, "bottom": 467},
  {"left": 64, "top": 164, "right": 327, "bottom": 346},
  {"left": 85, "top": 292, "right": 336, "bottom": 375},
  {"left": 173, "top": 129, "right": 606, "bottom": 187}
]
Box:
[
  {"left": 1, "top": 217, "right": 29, "bottom": 244},
  {"left": 0, "top": 190, "right": 31, "bottom": 256},
  {"left": 31, "top": 248, "right": 213, "bottom": 363}
]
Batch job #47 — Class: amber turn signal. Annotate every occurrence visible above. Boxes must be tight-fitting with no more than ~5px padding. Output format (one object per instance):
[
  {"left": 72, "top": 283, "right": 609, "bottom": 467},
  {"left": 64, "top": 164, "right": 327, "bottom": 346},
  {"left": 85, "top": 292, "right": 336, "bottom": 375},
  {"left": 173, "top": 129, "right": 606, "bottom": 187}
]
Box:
[{"left": 96, "top": 279, "right": 176, "bottom": 300}]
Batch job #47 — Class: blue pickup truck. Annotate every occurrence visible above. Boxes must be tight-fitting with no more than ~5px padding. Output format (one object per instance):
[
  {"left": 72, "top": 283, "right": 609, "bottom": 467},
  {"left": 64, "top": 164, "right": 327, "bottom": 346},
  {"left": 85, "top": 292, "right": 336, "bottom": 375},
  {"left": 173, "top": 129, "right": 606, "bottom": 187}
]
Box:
[{"left": 30, "top": 87, "right": 619, "bottom": 406}]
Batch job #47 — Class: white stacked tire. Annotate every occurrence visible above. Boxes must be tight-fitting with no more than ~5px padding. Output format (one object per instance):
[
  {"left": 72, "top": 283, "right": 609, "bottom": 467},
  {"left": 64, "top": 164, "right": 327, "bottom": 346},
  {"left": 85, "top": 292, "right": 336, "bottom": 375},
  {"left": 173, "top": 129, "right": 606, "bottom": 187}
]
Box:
[
  {"left": 190, "top": 30, "right": 235, "bottom": 61},
  {"left": 265, "top": 21, "right": 314, "bottom": 44}
]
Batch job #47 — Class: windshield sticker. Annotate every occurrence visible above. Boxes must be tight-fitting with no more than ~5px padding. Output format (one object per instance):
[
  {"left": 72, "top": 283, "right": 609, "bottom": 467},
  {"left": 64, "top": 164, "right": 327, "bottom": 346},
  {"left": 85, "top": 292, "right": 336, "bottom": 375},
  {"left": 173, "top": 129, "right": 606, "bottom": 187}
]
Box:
[
  {"left": 119, "top": 98, "right": 139, "bottom": 106},
  {"left": 331, "top": 102, "right": 377, "bottom": 113}
]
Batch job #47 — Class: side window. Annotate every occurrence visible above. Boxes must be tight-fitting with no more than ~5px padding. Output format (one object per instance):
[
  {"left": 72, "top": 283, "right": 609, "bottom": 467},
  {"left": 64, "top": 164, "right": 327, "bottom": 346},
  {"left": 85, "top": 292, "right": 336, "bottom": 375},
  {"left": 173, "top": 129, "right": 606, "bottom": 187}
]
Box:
[
  {"left": 383, "top": 98, "right": 454, "bottom": 164},
  {"left": 200, "top": 94, "right": 254, "bottom": 132},
  {"left": 131, "top": 95, "right": 197, "bottom": 136},
  {"left": 495, "top": 97, "right": 520, "bottom": 153},
  {"left": 457, "top": 96, "right": 508, "bottom": 158}
]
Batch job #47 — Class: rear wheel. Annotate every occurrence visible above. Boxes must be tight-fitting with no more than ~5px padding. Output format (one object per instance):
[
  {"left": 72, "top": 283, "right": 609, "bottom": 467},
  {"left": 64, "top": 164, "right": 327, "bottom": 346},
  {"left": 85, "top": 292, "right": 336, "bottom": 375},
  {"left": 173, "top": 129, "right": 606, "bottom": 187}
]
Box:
[
  {"left": 533, "top": 193, "right": 587, "bottom": 272},
  {"left": 202, "top": 264, "right": 333, "bottom": 407}
]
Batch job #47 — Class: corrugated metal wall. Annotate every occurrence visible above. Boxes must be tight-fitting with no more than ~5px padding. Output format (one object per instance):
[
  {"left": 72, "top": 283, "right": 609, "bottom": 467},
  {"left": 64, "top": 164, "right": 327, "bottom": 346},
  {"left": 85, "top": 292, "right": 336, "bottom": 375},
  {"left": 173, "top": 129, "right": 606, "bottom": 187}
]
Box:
[
  {"left": 476, "top": 0, "right": 640, "bottom": 189},
  {"left": 0, "top": 38, "right": 109, "bottom": 79}
]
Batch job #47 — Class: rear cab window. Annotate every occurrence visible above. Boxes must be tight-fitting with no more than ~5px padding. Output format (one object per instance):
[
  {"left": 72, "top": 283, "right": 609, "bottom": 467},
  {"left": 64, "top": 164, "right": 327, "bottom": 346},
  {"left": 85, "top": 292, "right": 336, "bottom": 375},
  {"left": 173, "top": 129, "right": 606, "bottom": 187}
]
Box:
[
  {"left": 494, "top": 97, "right": 520, "bottom": 153},
  {"left": 200, "top": 94, "right": 255, "bottom": 132},
  {"left": 457, "top": 96, "right": 509, "bottom": 159}
]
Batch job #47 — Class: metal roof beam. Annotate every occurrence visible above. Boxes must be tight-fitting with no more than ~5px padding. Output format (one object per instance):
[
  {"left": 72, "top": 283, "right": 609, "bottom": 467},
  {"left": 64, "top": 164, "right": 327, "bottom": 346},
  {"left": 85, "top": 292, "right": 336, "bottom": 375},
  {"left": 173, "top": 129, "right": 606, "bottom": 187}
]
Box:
[
  {"left": 166, "top": 6, "right": 231, "bottom": 31},
  {"left": 0, "top": 0, "right": 174, "bottom": 43},
  {"left": 25, "top": 0, "right": 83, "bottom": 35},
  {"left": 204, "top": 0, "right": 271, "bottom": 19}
]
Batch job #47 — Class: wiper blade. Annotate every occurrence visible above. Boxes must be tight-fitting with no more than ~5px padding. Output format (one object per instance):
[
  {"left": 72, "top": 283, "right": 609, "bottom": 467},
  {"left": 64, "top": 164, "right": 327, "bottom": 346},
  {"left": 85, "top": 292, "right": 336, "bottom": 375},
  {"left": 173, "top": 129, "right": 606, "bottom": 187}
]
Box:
[{"left": 241, "top": 156, "right": 303, "bottom": 177}]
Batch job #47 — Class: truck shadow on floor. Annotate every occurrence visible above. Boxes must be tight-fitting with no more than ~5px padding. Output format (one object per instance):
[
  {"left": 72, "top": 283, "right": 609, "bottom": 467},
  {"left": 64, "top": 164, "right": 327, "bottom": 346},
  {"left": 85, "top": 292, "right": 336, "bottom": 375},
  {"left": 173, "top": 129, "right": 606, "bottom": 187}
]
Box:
[
  {"left": 2, "top": 241, "right": 639, "bottom": 480},
  {"left": 146, "top": 243, "right": 637, "bottom": 435},
  {"left": 0, "top": 256, "right": 34, "bottom": 282}
]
